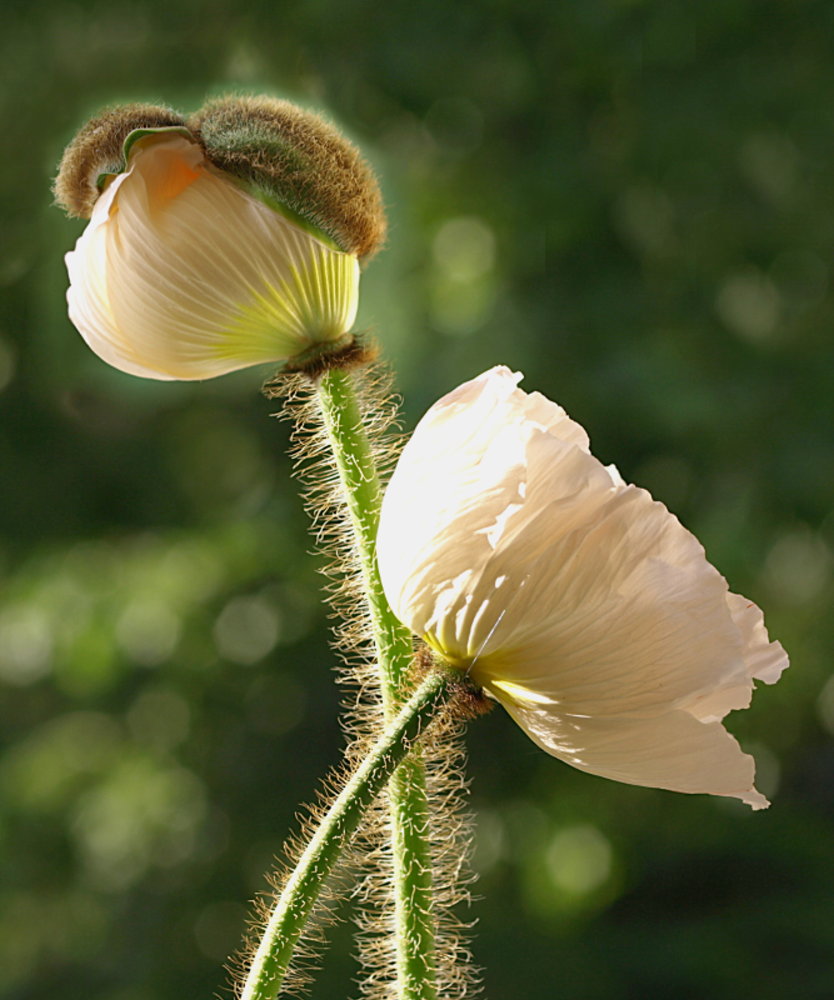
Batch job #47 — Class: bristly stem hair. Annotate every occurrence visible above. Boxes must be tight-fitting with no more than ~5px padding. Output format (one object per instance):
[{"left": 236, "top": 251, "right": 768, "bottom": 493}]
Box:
[
  {"left": 312, "top": 365, "right": 415, "bottom": 706},
  {"left": 258, "top": 357, "right": 479, "bottom": 1000},
  {"left": 239, "top": 668, "right": 466, "bottom": 1000},
  {"left": 313, "top": 366, "right": 440, "bottom": 998}
]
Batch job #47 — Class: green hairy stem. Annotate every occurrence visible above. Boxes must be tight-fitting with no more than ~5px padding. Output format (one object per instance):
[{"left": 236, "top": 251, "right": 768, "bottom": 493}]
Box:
[
  {"left": 314, "top": 367, "right": 414, "bottom": 703},
  {"left": 314, "top": 366, "right": 440, "bottom": 999},
  {"left": 240, "top": 669, "right": 460, "bottom": 1000}
]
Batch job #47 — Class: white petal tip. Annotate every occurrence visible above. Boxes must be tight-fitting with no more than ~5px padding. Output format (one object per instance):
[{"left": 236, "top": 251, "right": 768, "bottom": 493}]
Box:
[{"left": 740, "top": 788, "right": 771, "bottom": 811}]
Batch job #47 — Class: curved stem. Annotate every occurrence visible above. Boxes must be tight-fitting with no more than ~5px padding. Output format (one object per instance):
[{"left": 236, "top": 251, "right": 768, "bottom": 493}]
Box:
[
  {"left": 314, "top": 367, "right": 413, "bottom": 703},
  {"left": 240, "top": 670, "right": 459, "bottom": 1000},
  {"left": 314, "top": 366, "right": 439, "bottom": 998}
]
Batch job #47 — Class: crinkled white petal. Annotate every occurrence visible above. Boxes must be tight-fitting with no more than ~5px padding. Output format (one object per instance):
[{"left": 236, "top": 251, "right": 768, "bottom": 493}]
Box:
[
  {"left": 494, "top": 692, "right": 769, "bottom": 809},
  {"left": 377, "top": 365, "right": 788, "bottom": 807},
  {"left": 65, "top": 133, "right": 359, "bottom": 380},
  {"left": 378, "top": 367, "right": 602, "bottom": 654}
]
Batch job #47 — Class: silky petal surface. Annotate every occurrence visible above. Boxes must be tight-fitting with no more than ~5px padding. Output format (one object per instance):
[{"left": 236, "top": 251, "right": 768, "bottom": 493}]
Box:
[
  {"left": 65, "top": 133, "right": 359, "bottom": 380},
  {"left": 497, "top": 693, "right": 769, "bottom": 809},
  {"left": 377, "top": 366, "right": 788, "bottom": 807}
]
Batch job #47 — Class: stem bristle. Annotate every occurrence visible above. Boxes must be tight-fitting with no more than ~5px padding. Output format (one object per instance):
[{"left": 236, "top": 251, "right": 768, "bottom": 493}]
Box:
[{"left": 244, "top": 360, "right": 480, "bottom": 998}]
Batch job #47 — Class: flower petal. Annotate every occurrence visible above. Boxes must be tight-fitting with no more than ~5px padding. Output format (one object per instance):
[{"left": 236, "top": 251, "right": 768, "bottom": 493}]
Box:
[
  {"left": 378, "top": 367, "right": 604, "bottom": 658},
  {"left": 469, "top": 485, "right": 756, "bottom": 720},
  {"left": 494, "top": 691, "right": 769, "bottom": 808}
]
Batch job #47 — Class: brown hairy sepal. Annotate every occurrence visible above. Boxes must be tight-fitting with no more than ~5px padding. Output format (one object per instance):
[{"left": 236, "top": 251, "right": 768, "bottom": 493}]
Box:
[
  {"left": 54, "top": 95, "right": 387, "bottom": 264},
  {"left": 276, "top": 335, "right": 380, "bottom": 380},
  {"left": 188, "top": 95, "right": 387, "bottom": 261},
  {"left": 53, "top": 103, "right": 187, "bottom": 218}
]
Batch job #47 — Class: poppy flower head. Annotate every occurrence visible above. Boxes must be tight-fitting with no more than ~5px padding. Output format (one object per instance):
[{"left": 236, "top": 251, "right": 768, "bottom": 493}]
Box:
[{"left": 377, "top": 367, "right": 788, "bottom": 809}]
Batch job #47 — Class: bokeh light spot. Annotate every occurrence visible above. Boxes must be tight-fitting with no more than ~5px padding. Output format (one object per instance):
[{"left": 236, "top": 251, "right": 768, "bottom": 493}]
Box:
[
  {"left": 716, "top": 268, "right": 781, "bottom": 344},
  {"left": 472, "top": 807, "right": 506, "bottom": 875},
  {"left": 213, "top": 594, "right": 281, "bottom": 665},
  {"left": 763, "top": 526, "right": 831, "bottom": 606},
  {"left": 116, "top": 601, "right": 181, "bottom": 667},
  {"left": 72, "top": 759, "right": 206, "bottom": 890},
  {"left": 432, "top": 216, "right": 496, "bottom": 281},
  {"left": 545, "top": 824, "right": 612, "bottom": 896},
  {"left": 430, "top": 216, "right": 497, "bottom": 337},
  {"left": 0, "top": 605, "right": 54, "bottom": 685},
  {"left": 1, "top": 711, "right": 121, "bottom": 811}
]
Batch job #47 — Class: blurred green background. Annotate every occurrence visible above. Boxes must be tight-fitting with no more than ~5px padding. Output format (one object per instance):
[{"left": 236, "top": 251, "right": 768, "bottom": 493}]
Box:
[{"left": 2, "top": 1, "right": 832, "bottom": 997}]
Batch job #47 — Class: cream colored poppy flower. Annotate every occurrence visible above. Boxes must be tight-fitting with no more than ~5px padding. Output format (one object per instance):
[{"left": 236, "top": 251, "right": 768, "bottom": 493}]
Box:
[
  {"left": 65, "top": 130, "right": 359, "bottom": 380},
  {"left": 377, "top": 366, "right": 788, "bottom": 809}
]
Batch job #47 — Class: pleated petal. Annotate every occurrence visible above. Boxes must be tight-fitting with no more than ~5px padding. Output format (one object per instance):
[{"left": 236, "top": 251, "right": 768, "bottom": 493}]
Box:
[
  {"left": 378, "top": 366, "right": 788, "bottom": 807},
  {"left": 495, "top": 692, "right": 769, "bottom": 809},
  {"left": 65, "top": 174, "right": 162, "bottom": 379},
  {"left": 377, "top": 367, "right": 605, "bottom": 657},
  {"left": 471, "top": 486, "right": 755, "bottom": 720},
  {"left": 65, "top": 132, "right": 359, "bottom": 380}
]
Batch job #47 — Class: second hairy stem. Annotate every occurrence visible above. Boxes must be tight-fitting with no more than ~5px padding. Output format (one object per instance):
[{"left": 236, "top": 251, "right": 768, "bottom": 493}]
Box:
[
  {"left": 315, "top": 364, "right": 439, "bottom": 999},
  {"left": 240, "top": 669, "right": 459, "bottom": 1000}
]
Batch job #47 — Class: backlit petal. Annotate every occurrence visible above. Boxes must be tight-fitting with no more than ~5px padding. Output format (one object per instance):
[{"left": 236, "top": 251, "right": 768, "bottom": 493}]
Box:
[
  {"left": 495, "top": 693, "right": 769, "bottom": 809},
  {"left": 378, "top": 366, "right": 788, "bottom": 807}
]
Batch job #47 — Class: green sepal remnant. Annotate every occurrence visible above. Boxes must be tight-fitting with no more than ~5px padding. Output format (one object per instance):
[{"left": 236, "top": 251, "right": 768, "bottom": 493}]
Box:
[
  {"left": 226, "top": 175, "right": 344, "bottom": 251},
  {"left": 95, "top": 126, "right": 198, "bottom": 191}
]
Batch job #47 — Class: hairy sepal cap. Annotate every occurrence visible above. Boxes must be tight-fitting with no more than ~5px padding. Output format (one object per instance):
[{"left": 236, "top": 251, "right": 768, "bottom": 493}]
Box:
[
  {"left": 188, "top": 96, "right": 387, "bottom": 261},
  {"left": 53, "top": 103, "right": 187, "bottom": 218}
]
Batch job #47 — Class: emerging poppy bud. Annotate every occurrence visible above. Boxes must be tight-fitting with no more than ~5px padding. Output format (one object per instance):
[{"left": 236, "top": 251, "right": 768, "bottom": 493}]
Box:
[
  {"left": 377, "top": 367, "right": 788, "bottom": 809},
  {"left": 55, "top": 99, "right": 385, "bottom": 380}
]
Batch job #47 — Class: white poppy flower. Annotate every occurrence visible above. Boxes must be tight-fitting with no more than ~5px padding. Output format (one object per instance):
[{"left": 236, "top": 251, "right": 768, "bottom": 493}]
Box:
[
  {"left": 65, "top": 130, "right": 360, "bottom": 380},
  {"left": 377, "top": 366, "right": 788, "bottom": 809}
]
